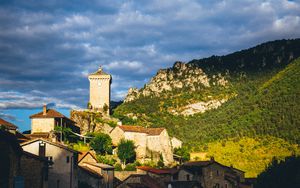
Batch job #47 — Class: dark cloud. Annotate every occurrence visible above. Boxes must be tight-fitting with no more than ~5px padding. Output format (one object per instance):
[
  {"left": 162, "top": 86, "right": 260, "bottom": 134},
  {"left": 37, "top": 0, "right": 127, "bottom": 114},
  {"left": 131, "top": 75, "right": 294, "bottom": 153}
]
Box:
[{"left": 0, "top": 0, "right": 300, "bottom": 111}]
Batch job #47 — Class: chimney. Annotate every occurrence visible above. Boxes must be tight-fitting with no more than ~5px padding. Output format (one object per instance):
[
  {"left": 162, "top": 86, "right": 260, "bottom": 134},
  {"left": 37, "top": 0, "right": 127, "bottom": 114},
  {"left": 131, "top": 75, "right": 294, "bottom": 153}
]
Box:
[
  {"left": 210, "top": 156, "right": 215, "bottom": 162},
  {"left": 39, "top": 142, "right": 46, "bottom": 157},
  {"left": 43, "top": 105, "right": 47, "bottom": 115}
]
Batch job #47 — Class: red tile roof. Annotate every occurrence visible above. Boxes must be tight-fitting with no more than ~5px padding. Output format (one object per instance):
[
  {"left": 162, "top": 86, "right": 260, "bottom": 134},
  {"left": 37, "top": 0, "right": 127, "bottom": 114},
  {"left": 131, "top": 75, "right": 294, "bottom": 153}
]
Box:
[
  {"left": 137, "top": 166, "right": 178, "bottom": 175},
  {"left": 30, "top": 109, "right": 66, "bottom": 119},
  {"left": 118, "top": 125, "right": 165, "bottom": 135},
  {"left": 0, "top": 118, "right": 18, "bottom": 130}
]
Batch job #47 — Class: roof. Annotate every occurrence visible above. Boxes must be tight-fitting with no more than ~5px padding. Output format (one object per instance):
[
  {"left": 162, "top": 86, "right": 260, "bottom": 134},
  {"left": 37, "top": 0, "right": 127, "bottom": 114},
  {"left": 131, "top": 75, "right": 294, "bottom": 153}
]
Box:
[
  {"left": 79, "top": 165, "right": 103, "bottom": 179},
  {"left": 30, "top": 109, "right": 71, "bottom": 120},
  {"left": 183, "top": 160, "right": 244, "bottom": 174},
  {"left": 78, "top": 151, "right": 98, "bottom": 163},
  {"left": 137, "top": 166, "right": 178, "bottom": 175},
  {"left": 83, "top": 162, "right": 114, "bottom": 170},
  {"left": 89, "top": 67, "right": 109, "bottom": 76},
  {"left": 166, "top": 181, "right": 202, "bottom": 188},
  {"left": 0, "top": 118, "right": 18, "bottom": 130},
  {"left": 122, "top": 174, "right": 163, "bottom": 188},
  {"left": 115, "top": 125, "right": 165, "bottom": 136},
  {"left": 26, "top": 132, "right": 50, "bottom": 139},
  {"left": 21, "top": 138, "right": 81, "bottom": 154}
]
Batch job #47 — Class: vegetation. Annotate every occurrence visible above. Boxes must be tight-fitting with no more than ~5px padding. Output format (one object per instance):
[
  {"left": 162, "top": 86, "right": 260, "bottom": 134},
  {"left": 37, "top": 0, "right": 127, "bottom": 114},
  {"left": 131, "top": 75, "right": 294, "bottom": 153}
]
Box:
[
  {"left": 174, "top": 146, "right": 190, "bottom": 162},
  {"left": 113, "top": 39, "right": 300, "bottom": 177},
  {"left": 70, "top": 142, "right": 90, "bottom": 152},
  {"left": 117, "top": 139, "right": 136, "bottom": 165},
  {"left": 89, "top": 132, "right": 112, "bottom": 155},
  {"left": 255, "top": 156, "right": 300, "bottom": 188},
  {"left": 205, "top": 137, "right": 300, "bottom": 177}
]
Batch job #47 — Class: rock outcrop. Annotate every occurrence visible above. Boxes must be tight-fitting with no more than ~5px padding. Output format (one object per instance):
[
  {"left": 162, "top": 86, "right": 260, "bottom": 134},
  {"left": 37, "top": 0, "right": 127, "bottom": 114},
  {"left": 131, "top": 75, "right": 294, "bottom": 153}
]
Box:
[
  {"left": 124, "top": 61, "right": 228, "bottom": 103},
  {"left": 70, "top": 110, "right": 119, "bottom": 135}
]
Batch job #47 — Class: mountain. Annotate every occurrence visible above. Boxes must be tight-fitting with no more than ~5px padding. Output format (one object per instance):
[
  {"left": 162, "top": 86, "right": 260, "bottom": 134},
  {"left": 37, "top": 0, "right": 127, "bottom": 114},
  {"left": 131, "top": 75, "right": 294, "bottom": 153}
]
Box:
[{"left": 112, "top": 39, "right": 300, "bottom": 176}]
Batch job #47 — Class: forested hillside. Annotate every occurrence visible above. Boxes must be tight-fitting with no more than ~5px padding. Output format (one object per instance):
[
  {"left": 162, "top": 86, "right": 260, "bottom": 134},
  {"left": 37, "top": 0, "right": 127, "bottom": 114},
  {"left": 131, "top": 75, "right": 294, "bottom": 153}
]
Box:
[{"left": 113, "top": 39, "right": 300, "bottom": 177}]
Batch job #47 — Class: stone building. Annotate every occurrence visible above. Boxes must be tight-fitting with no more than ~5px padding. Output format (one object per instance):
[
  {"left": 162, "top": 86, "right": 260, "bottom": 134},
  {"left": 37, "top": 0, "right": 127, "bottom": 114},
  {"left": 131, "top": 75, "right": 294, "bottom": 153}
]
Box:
[
  {"left": 88, "top": 66, "right": 112, "bottom": 114},
  {"left": 20, "top": 151, "right": 50, "bottom": 188},
  {"left": 174, "top": 159, "right": 246, "bottom": 188},
  {"left": 116, "top": 174, "right": 162, "bottom": 188},
  {"left": 0, "top": 129, "right": 23, "bottom": 188},
  {"left": 78, "top": 151, "right": 115, "bottom": 188},
  {"left": 21, "top": 138, "right": 80, "bottom": 188},
  {"left": 0, "top": 129, "right": 50, "bottom": 188},
  {"left": 171, "top": 137, "right": 182, "bottom": 150},
  {"left": 110, "top": 125, "right": 174, "bottom": 165},
  {"left": 29, "top": 105, "right": 80, "bottom": 140}
]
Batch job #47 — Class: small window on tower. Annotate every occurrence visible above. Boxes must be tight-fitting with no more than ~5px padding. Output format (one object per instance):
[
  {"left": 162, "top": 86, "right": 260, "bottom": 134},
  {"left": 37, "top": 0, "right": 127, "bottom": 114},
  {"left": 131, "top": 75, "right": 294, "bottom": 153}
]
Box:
[{"left": 66, "top": 156, "right": 70, "bottom": 163}]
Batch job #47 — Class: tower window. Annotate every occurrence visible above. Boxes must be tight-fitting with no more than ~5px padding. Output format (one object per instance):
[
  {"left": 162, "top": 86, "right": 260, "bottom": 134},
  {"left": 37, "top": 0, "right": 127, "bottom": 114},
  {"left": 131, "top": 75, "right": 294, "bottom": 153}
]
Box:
[{"left": 66, "top": 156, "right": 70, "bottom": 163}]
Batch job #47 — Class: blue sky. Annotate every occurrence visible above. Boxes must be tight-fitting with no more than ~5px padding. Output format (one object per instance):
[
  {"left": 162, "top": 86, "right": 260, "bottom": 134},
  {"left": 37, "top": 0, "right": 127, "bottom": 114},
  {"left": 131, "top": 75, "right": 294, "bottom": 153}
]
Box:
[{"left": 0, "top": 0, "right": 300, "bottom": 131}]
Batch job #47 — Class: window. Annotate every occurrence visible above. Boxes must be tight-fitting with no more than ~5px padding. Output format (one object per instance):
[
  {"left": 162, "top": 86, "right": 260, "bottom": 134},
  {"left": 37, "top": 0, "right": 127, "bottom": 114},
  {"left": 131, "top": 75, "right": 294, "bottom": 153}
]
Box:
[
  {"left": 57, "top": 180, "right": 60, "bottom": 188},
  {"left": 48, "top": 156, "right": 53, "bottom": 167},
  {"left": 225, "top": 184, "right": 228, "bottom": 188},
  {"left": 66, "top": 156, "right": 70, "bottom": 163},
  {"left": 186, "top": 174, "right": 190, "bottom": 181},
  {"left": 216, "top": 170, "right": 219, "bottom": 176}
]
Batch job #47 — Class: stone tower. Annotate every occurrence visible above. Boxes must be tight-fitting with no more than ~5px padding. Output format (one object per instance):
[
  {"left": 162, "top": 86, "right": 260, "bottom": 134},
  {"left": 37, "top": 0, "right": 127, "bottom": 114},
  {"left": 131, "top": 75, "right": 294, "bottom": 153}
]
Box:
[{"left": 88, "top": 66, "right": 112, "bottom": 114}]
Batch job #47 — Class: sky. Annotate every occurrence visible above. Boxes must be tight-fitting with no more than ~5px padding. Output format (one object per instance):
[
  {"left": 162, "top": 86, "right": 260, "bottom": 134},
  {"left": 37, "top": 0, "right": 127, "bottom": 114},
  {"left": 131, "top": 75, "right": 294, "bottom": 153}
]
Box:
[{"left": 0, "top": 0, "right": 300, "bottom": 131}]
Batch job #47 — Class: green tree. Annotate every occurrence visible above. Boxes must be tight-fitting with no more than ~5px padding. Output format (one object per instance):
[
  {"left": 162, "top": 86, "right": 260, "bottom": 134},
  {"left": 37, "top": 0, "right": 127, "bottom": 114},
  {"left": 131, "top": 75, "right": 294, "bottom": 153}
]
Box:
[
  {"left": 90, "top": 133, "right": 112, "bottom": 155},
  {"left": 117, "top": 139, "right": 136, "bottom": 165},
  {"left": 174, "top": 146, "right": 190, "bottom": 162}
]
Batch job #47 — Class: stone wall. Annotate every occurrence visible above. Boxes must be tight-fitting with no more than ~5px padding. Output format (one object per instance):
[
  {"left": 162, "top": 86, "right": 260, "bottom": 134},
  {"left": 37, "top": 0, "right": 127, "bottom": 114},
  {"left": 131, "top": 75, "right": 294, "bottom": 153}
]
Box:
[
  {"left": 22, "top": 141, "right": 78, "bottom": 188},
  {"left": 31, "top": 118, "right": 54, "bottom": 133},
  {"left": 20, "top": 154, "right": 47, "bottom": 188}
]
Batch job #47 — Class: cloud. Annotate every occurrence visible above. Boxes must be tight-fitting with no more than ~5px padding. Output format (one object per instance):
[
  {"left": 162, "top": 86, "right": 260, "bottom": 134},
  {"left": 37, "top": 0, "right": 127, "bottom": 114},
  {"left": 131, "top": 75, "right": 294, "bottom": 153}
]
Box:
[
  {"left": 0, "top": 111, "right": 18, "bottom": 121},
  {"left": 0, "top": 0, "right": 299, "bottom": 111}
]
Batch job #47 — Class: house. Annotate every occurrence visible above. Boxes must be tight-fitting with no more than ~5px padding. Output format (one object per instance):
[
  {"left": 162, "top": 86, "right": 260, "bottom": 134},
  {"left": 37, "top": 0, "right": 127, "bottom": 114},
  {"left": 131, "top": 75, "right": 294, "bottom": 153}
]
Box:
[
  {"left": 110, "top": 125, "right": 174, "bottom": 165},
  {"left": 0, "top": 129, "right": 23, "bottom": 188},
  {"left": 0, "top": 129, "right": 50, "bottom": 188},
  {"left": 136, "top": 166, "right": 178, "bottom": 187},
  {"left": 78, "top": 151, "right": 115, "bottom": 188},
  {"left": 0, "top": 118, "right": 18, "bottom": 134},
  {"left": 134, "top": 159, "right": 250, "bottom": 188},
  {"left": 20, "top": 151, "right": 50, "bottom": 188},
  {"left": 21, "top": 138, "right": 80, "bottom": 188},
  {"left": 171, "top": 137, "right": 182, "bottom": 150},
  {"left": 116, "top": 174, "right": 163, "bottom": 188},
  {"left": 175, "top": 159, "right": 246, "bottom": 188},
  {"left": 29, "top": 105, "right": 80, "bottom": 141}
]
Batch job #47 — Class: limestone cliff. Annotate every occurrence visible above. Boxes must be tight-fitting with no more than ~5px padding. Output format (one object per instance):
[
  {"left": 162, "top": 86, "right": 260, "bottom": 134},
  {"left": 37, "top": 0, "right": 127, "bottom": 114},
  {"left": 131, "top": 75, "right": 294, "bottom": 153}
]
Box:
[
  {"left": 70, "top": 110, "right": 119, "bottom": 135},
  {"left": 124, "top": 61, "right": 229, "bottom": 115}
]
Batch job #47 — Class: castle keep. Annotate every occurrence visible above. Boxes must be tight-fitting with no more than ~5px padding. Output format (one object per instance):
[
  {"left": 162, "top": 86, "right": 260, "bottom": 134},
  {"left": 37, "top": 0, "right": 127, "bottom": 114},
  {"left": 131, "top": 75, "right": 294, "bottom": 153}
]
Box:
[{"left": 88, "top": 66, "right": 112, "bottom": 114}]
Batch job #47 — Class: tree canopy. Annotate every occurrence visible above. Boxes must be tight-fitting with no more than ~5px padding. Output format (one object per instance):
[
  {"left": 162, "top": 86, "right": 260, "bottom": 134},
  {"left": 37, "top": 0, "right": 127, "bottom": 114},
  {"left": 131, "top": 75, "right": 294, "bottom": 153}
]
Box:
[
  {"left": 117, "top": 139, "right": 136, "bottom": 164},
  {"left": 90, "top": 133, "right": 112, "bottom": 155}
]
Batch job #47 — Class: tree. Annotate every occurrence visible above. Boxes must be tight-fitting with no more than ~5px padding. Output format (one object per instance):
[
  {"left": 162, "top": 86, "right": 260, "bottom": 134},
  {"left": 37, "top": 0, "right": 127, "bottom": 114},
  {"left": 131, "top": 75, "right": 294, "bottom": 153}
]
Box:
[
  {"left": 174, "top": 146, "right": 190, "bottom": 163},
  {"left": 255, "top": 156, "right": 300, "bottom": 188},
  {"left": 117, "top": 139, "right": 136, "bottom": 165},
  {"left": 90, "top": 133, "right": 112, "bottom": 155}
]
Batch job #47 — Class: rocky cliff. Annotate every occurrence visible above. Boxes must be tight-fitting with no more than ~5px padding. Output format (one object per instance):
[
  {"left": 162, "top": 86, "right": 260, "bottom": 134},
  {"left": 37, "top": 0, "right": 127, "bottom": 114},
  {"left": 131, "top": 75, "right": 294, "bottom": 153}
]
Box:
[{"left": 70, "top": 110, "right": 119, "bottom": 135}]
